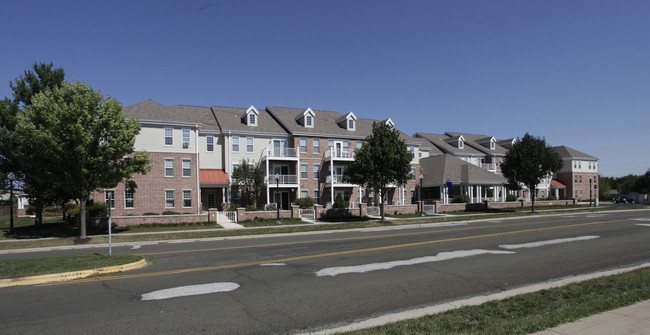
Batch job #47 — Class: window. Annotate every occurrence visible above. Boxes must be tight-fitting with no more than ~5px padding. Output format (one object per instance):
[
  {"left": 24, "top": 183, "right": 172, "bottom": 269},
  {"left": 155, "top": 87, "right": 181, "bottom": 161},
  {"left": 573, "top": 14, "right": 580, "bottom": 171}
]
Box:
[
  {"left": 182, "top": 128, "right": 190, "bottom": 147},
  {"left": 165, "top": 190, "right": 174, "bottom": 208},
  {"left": 458, "top": 139, "right": 464, "bottom": 149},
  {"left": 301, "top": 190, "right": 308, "bottom": 198},
  {"left": 574, "top": 175, "right": 578, "bottom": 184},
  {"left": 578, "top": 160, "right": 582, "bottom": 169},
  {"left": 343, "top": 141, "right": 349, "bottom": 153},
  {"left": 306, "top": 115, "right": 312, "bottom": 126},
  {"left": 232, "top": 162, "right": 239, "bottom": 173},
  {"left": 207, "top": 136, "right": 214, "bottom": 152},
  {"left": 411, "top": 168, "right": 416, "bottom": 180},
  {"left": 247, "top": 136, "right": 254, "bottom": 153},
  {"left": 300, "top": 138, "right": 307, "bottom": 153},
  {"left": 164, "top": 127, "right": 173, "bottom": 146},
  {"left": 573, "top": 160, "right": 577, "bottom": 169},
  {"left": 182, "top": 159, "right": 191, "bottom": 177},
  {"left": 579, "top": 175, "right": 582, "bottom": 183},
  {"left": 357, "top": 141, "right": 362, "bottom": 149},
  {"left": 232, "top": 135, "right": 239, "bottom": 152},
  {"left": 419, "top": 152, "right": 422, "bottom": 158},
  {"left": 348, "top": 119, "right": 354, "bottom": 129},
  {"left": 490, "top": 139, "right": 496, "bottom": 150},
  {"left": 183, "top": 190, "right": 192, "bottom": 207},
  {"left": 301, "top": 164, "right": 308, "bottom": 179},
  {"left": 313, "top": 139, "right": 320, "bottom": 153},
  {"left": 409, "top": 146, "right": 415, "bottom": 157},
  {"left": 105, "top": 190, "right": 115, "bottom": 209},
  {"left": 124, "top": 190, "right": 134, "bottom": 209},
  {"left": 165, "top": 159, "right": 174, "bottom": 177},
  {"left": 249, "top": 113, "right": 256, "bottom": 125},
  {"left": 313, "top": 164, "right": 320, "bottom": 180},
  {"left": 328, "top": 140, "right": 334, "bottom": 150},
  {"left": 314, "top": 190, "right": 321, "bottom": 204}
]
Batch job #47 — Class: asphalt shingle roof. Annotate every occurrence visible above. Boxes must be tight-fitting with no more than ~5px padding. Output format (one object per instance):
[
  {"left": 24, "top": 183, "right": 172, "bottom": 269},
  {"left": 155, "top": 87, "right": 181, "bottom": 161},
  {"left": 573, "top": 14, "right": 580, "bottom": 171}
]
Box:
[
  {"left": 123, "top": 100, "right": 220, "bottom": 131},
  {"left": 211, "top": 106, "right": 287, "bottom": 135},
  {"left": 552, "top": 146, "right": 598, "bottom": 160},
  {"left": 420, "top": 154, "right": 507, "bottom": 186}
]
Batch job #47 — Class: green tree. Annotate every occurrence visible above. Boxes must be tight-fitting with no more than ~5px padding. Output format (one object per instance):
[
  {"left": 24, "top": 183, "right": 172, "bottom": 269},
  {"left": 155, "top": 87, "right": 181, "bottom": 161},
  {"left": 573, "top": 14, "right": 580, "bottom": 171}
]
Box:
[
  {"left": 597, "top": 174, "right": 612, "bottom": 200},
  {"left": 616, "top": 174, "right": 640, "bottom": 195},
  {"left": 633, "top": 169, "right": 650, "bottom": 194},
  {"left": 231, "top": 159, "right": 265, "bottom": 208},
  {"left": 0, "top": 63, "right": 66, "bottom": 226},
  {"left": 343, "top": 123, "right": 412, "bottom": 220},
  {"left": 15, "top": 80, "right": 151, "bottom": 238},
  {"left": 500, "top": 133, "right": 562, "bottom": 213}
]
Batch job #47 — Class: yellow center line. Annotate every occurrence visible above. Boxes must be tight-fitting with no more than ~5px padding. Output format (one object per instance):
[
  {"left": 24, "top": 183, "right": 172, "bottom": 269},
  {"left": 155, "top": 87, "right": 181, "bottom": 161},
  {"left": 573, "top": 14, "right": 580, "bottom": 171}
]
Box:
[
  {"left": 138, "top": 217, "right": 623, "bottom": 256},
  {"left": 38, "top": 219, "right": 621, "bottom": 287}
]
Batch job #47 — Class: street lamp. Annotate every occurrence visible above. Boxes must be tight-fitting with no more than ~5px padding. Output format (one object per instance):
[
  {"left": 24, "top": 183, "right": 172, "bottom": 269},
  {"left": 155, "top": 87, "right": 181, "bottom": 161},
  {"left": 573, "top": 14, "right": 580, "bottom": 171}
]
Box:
[
  {"left": 275, "top": 174, "right": 280, "bottom": 224},
  {"left": 7, "top": 172, "right": 15, "bottom": 236},
  {"left": 419, "top": 173, "right": 424, "bottom": 216},
  {"left": 589, "top": 177, "right": 592, "bottom": 207}
]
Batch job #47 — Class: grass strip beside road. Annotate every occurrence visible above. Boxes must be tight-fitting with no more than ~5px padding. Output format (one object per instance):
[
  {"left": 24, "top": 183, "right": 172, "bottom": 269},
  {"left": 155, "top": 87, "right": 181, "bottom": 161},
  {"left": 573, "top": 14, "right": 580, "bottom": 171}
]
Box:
[
  {"left": 0, "top": 254, "right": 144, "bottom": 279},
  {"left": 340, "top": 267, "right": 650, "bottom": 335}
]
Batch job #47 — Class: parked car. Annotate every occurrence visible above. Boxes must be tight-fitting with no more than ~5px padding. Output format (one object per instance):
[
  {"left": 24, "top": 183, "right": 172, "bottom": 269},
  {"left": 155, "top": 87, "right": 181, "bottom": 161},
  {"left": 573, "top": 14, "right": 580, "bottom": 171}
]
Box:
[{"left": 615, "top": 195, "right": 635, "bottom": 204}]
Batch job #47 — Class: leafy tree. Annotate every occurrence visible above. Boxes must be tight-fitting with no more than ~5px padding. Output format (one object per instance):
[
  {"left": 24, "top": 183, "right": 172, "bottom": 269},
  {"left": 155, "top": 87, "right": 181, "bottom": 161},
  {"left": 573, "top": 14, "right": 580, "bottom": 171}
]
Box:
[
  {"left": 0, "top": 63, "right": 66, "bottom": 225},
  {"left": 633, "top": 169, "right": 650, "bottom": 194},
  {"left": 500, "top": 133, "right": 562, "bottom": 213},
  {"left": 597, "top": 174, "right": 612, "bottom": 200},
  {"left": 231, "top": 159, "right": 265, "bottom": 208},
  {"left": 616, "top": 174, "right": 640, "bottom": 195},
  {"left": 15, "top": 80, "right": 151, "bottom": 238},
  {"left": 343, "top": 123, "right": 412, "bottom": 220}
]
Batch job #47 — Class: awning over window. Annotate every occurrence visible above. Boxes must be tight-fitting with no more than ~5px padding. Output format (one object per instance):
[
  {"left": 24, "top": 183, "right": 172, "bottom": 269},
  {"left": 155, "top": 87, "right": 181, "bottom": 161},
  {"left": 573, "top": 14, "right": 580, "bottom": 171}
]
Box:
[{"left": 200, "top": 169, "right": 229, "bottom": 187}]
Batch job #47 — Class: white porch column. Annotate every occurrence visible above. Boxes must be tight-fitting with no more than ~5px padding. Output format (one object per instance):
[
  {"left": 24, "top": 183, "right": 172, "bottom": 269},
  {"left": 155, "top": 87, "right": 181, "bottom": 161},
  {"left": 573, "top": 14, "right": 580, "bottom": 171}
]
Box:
[
  {"left": 477, "top": 185, "right": 482, "bottom": 203},
  {"left": 266, "top": 147, "right": 270, "bottom": 205}
]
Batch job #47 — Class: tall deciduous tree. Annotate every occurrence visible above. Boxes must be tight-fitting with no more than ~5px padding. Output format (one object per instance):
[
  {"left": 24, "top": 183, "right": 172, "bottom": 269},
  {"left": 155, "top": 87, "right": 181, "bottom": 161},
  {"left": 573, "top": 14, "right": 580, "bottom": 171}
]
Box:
[
  {"left": 231, "top": 159, "right": 265, "bottom": 208},
  {"left": 500, "top": 133, "right": 562, "bottom": 213},
  {"left": 15, "top": 80, "right": 151, "bottom": 238},
  {"left": 0, "top": 63, "right": 66, "bottom": 226},
  {"left": 343, "top": 123, "right": 412, "bottom": 220}
]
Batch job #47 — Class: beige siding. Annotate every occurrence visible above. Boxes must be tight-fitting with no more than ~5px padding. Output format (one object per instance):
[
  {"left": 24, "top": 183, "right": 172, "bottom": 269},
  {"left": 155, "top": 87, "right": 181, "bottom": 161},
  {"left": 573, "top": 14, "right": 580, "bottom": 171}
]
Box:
[{"left": 136, "top": 125, "right": 197, "bottom": 153}]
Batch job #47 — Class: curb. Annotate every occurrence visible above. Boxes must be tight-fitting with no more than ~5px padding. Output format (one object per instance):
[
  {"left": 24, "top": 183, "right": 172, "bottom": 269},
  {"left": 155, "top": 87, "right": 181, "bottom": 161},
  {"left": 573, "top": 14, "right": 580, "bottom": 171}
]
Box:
[{"left": 0, "top": 258, "right": 148, "bottom": 288}]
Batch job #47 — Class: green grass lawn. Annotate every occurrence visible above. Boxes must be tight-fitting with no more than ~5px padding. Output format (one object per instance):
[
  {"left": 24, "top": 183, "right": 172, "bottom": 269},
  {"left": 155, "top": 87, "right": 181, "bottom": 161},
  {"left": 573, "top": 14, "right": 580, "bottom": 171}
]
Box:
[
  {"left": 341, "top": 267, "right": 650, "bottom": 335},
  {"left": 0, "top": 254, "right": 144, "bottom": 279}
]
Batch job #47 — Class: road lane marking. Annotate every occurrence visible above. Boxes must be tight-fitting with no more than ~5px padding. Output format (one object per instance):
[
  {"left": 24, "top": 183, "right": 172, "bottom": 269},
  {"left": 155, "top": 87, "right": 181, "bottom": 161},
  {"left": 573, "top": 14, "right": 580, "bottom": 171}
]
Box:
[
  {"left": 140, "top": 282, "right": 239, "bottom": 301},
  {"left": 260, "top": 263, "right": 287, "bottom": 266},
  {"left": 137, "top": 217, "right": 624, "bottom": 257},
  {"left": 315, "top": 249, "right": 514, "bottom": 277},
  {"left": 636, "top": 224, "right": 650, "bottom": 227},
  {"left": 38, "top": 219, "right": 625, "bottom": 286},
  {"left": 631, "top": 218, "right": 650, "bottom": 222},
  {"left": 498, "top": 236, "right": 600, "bottom": 249},
  {"left": 131, "top": 245, "right": 141, "bottom": 250}
]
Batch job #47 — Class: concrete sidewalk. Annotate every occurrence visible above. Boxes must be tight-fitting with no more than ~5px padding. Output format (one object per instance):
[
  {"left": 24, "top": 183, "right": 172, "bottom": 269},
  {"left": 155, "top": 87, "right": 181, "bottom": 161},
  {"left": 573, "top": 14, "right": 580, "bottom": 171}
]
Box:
[{"left": 533, "top": 300, "right": 650, "bottom": 335}]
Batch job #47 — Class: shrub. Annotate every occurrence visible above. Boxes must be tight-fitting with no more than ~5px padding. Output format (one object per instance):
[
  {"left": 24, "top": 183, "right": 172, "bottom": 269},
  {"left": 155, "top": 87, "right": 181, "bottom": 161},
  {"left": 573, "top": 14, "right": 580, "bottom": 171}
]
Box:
[
  {"left": 294, "top": 197, "right": 315, "bottom": 209},
  {"left": 547, "top": 195, "right": 557, "bottom": 200},
  {"left": 86, "top": 203, "right": 108, "bottom": 217},
  {"left": 162, "top": 211, "right": 180, "bottom": 215},
  {"left": 264, "top": 203, "right": 277, "bottom": 211},
  {"left": 142, "top": 212, "right": 159, "bottom": 216},
  {"left": 452, "top": 194, "right": 471, "bottom": 203},
  {"left": 333, "top": 193, "right": 347, "bottom": 208},
  {"left": 506, "top": 194, "right": 518, "bottom": 202}
]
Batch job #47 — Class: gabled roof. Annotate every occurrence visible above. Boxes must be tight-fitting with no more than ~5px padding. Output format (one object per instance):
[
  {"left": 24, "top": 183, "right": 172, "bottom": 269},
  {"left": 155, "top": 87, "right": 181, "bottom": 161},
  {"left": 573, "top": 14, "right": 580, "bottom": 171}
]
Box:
[
  {"left": 552, "top": 146, "right": 598, "bottom": 160},
  {"left": 415, "top": 132, "right": 485, "bottom": 157},
  {"left": 419, "top": 154, "right": 507, "bottom": 186},
  {"left": 211, "top": 105, "right": 287, "bottom": 135},
  {"left": 445, "top": 131, "right": 509, "bottom": 155},
  {"left": 123, "top": 100, "right": 219, "bottom": 131}
]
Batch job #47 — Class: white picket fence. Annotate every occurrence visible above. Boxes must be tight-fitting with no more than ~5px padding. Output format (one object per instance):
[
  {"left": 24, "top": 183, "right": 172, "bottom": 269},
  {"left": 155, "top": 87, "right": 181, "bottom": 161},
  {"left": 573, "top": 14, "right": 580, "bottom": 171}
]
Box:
[
  {"left": 299, "top": 209, "right": 315, "bottom": 220},
  {"left": 216, "top": 211, "right": 237, "bottom": 224}
]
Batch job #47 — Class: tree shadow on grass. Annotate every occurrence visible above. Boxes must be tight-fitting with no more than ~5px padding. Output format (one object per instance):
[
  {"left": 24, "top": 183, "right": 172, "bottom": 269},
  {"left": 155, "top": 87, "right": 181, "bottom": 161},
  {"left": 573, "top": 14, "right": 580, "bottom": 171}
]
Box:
[{"left": 3, "top": 221, "right": 130, "bottom": 239}]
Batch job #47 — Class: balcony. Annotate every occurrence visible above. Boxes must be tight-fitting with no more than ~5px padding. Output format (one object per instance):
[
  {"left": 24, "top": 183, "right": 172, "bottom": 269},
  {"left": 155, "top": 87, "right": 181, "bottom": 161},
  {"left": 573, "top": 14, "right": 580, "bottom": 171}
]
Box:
[
  {"left": 262, "top": 147, "right": 299, "bottom": 161},
  {"left": 479, "top": 163, "right": 497, "bottom": 172},
  {"left": 325, "top": 174, "right": 356, "bottom": 187},
  {"left": 324, "top": 149, "right": 355, "bottom": 161},
  {"left": 266, "top": 174, "right": 299, "bottom": 185}
]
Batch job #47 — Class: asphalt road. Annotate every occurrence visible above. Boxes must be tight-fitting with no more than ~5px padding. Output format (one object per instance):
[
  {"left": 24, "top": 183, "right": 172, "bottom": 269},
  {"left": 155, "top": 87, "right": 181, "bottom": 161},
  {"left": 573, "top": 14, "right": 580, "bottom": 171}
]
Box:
[{"left": 2, "top": 209, "right": 650, "bottom": 334}]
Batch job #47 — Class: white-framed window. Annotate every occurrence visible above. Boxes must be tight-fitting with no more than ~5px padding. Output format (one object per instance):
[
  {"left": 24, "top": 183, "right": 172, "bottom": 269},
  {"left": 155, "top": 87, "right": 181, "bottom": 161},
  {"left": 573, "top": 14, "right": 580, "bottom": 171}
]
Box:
[
  {"left": 207, "top": 136, "right": 214, "bottom": 152},
  {"left": 490, "top": 139, "right": 496, "bottom": 150},
  {"left": 300, "top": 138, "right": 307, "bottom": 153},
  {"left": 301, "top": 164, "right": 308, "bottom": 179},
  {"left": 343, "top": 140, "right": 349, "bottom": 153},
  {"left": 314, "top": 190, "right": 321, "bottom": 204},
  {"left": 182, "top": 159, "right": 191, "bottom": 177},
  {"left": 249, "top": 113, "right": 256, "bottom": 125},
  {"left": 578, "top": 160, "right": 582, "bottom": 168},
  {"left": 301, "top": 190, "right": 308, "bottom": 198},
  {"left": 124, "top": 190, "right": 134, "bottom": 209},
  {"left": 574, "top": 160, "right": 577, "bottom": 169},
  {"left": 232, "top": 162, "right": 239, "bottom": 173},
  {"left": 164, "top": 127, "right": 173, "bottom": 146},
  {"left": 182, "top": 128, "right": 190, "bottom": 147},
  {"left": 313, "top": 164, "right": 320, "bottom": 180},
  {"left": 105, "top": 190, "right": 115, "bottom": 209},
  {"left": 232, "top": 135, "right": 239, "bottom": 152},
  {"left": 409, "top": 146, "right": 415, "bottom": 157},
  {"left": 419, "top": 152, "right": 422, "bottom": 158},
  {"left": 348, "top": 119, "right": 354, "bottom": 130},
  {"left": 328, "top": 139, "right": 334, "bottom": 150},
  {"left": 165, "top": 190, "right": 174, "bottom": 208},
  {"left": 313, "top": 138, "right": 320, "bottom": 153},
  {"left": 357, "top": 141, "right": 362, "bottom": 149},
  {"left": 458, "top": 139, "right": 464, "bottom": 149},
  {"left": 579, "top": 175, "right": 582, "bottom": 183},
  {"left": 247, "top": 136, "right": 254, "bottom": 153},
  {"left": 574, "top": 175, "right": 578, "bottom": 184},
  {"left": 411, "top": 168, "right": 416, "bottom": 180},
  {"left": 306, "top": 115, "right": 312, "bottom": 127},
  {"left": 183, "top": 190, "right": 192, "bottom": 207},
  {"left": 164, "top": 159, "right": 174, "bottom": 177}
]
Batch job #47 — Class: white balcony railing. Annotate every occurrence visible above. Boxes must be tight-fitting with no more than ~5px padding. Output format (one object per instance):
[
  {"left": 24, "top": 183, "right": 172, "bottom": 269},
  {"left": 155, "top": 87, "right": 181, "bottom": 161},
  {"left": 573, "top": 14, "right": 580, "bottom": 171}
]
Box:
[
  {"left": 324, "top": 149, "right": 354, "bottom": 160},
  {"left": 480, "top": 163, "right": 497, "bottom": 172},
  {"left": 267, "top": 174, "right": 298, "bottom": 185},
  {"left": 265, "top": 147, "right": 299, "bottom": 159}
]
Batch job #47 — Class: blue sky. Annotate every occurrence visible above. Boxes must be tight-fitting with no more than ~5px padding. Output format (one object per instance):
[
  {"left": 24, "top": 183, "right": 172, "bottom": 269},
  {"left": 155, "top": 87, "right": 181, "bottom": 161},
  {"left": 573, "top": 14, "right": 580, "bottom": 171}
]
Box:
[{"left": 2, "top": 0, "right": 649, "bottom": 177}]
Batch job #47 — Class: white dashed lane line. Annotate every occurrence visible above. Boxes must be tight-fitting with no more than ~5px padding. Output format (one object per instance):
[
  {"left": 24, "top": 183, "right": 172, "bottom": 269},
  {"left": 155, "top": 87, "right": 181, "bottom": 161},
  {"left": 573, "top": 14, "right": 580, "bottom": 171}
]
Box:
[
  {"left": 498, "top": 236, "right": 600, "bottom": 249},
  {"left": 141, "top": 282, "right": 240, "bottom": 301}
]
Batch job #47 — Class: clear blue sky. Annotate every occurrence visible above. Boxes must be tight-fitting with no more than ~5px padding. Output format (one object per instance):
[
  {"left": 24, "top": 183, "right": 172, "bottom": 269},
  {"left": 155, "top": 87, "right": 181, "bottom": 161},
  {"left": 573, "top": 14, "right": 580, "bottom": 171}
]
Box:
[{"left": 2, "top": 0, "right": 649, "bottom": 177}]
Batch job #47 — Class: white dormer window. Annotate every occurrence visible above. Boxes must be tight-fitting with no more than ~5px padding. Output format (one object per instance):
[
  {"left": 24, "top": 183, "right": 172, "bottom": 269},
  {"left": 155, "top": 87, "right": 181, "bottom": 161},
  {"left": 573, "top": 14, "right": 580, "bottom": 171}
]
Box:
[
  {"left": 348, "top": 119, "right": 354, "bottom": 130},
  {"left": 458, "top": 137, "right": 464, "bottom": 149},
  {"left": 306, "top": 115, "right": 312, "bottom": 126},
  {"left": 490, "top": 138, "right": 496, "bottom": 150},
  {"left": 337, "top": 111, "right": 357, "bottom": 131},
  {"left": 296, "top": 107, "right": 315, "bottom": 128},
  {"left": 245, "top": 105, "right": 259, "bottom": 126}
]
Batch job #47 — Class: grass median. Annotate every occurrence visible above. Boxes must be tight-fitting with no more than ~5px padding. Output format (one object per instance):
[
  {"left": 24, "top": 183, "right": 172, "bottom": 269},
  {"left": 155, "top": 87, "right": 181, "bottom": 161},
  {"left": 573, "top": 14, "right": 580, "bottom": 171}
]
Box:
[
  {"left": 340, "top": 267, "right": 650, "bottom": 335},
  {"left": 0, "top": 254, "right": 145, "bottom": 279}
]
